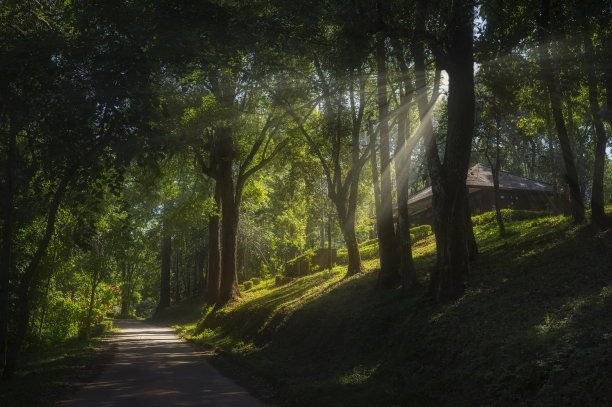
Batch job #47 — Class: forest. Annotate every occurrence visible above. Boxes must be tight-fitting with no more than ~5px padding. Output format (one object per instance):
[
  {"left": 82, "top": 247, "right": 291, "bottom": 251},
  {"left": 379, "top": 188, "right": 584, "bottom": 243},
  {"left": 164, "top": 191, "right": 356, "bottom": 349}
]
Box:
[{"left": 1, "top": 0, "right": 611, "bottom": 405}]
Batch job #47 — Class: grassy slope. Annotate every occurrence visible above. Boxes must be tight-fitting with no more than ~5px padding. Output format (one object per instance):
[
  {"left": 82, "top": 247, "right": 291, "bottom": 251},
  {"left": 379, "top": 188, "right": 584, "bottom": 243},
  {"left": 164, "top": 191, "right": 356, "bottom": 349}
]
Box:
[{"left": 160, "top": 209, "right": 612, "bottom": 406}]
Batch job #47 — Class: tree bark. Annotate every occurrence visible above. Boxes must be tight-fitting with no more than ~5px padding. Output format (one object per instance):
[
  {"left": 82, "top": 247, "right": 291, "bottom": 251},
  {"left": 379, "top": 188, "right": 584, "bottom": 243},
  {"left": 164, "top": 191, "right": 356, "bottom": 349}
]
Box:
[
  {"left": 395, "top": 80, "right": 417, "bottom": 290},
  {"left": 537, "top": 0, "right": 585, "bottom": 223},
  {"left": 207, "top": 182, "right": 221, "bottom": 305},
  {"left": 375, "top": 33, "right": 399, "bottom": 288},
  {"left": 486, "top": 121, "right": 506, "bottom": 236},
  {"left": 430, "top": 0, "right": 475, "bottom": 302},
  {"left": 369, "top": 121, "right": 383, "bottom": 246},
  {"left": 218, "top": 128, "right": 241, "bottom": 304},
  {"left": 337, "top": 202, "right": 362, "bottom": 276},
  {"left": 411, "top": 7, "right": 446, "bottom": 269}
]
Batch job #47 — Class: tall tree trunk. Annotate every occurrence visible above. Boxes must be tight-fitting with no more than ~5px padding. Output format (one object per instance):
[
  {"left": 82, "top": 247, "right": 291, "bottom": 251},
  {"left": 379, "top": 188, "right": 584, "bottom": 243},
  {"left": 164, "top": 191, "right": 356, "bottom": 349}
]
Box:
[
  {"left": 0, "top": 129, "right": 15, "bottom": 375},
  {"left": 3, "top": 175, "right": 69, "bottom": 378},
  {"left": 430, "top": 0, "right": 475, "bottom": 302},
  {"left": 375, "top": 33, "right": 399, "bottom": 288},
  {"left": 85, "top": 271, "right": 101, "bottom": 337},
  {"left": 207, "top": 183, "right": 221, "bottom": 305},
  {"left": 369, "top": 121, "right": 383, "bottom": 243},
  {"left": 411, "top": 2, "right": 446, "bottom": 269},
  {"left": 219, "top": 198, "right": 240, "bottom": 304},
  {"left": 488, "top": 120, "right": 506, "bottom": 236},
  {"left": 395, "top": 88, "right": 417, "bottom": 290},
  {"left": 584, "top": 33, "right": 609, "bottom": 227},
  {"left": 158, "top": 234, "right": 171, "bottom": 310},
  {"left": 218, "top": 128, "right": 240, "bottom": 304},
  {"left": 492, "top": 167, "right": 505, "bottom": 235},
  {"left": 537, "top": 0, "right": 585, "bottom": 223}
]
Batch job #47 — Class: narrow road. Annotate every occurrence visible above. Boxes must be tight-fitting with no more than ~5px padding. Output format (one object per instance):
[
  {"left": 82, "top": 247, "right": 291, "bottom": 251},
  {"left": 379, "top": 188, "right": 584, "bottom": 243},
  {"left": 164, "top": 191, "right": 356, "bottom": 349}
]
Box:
[{"left": 58, "top": 320, "right": 267, "bottom": 407}]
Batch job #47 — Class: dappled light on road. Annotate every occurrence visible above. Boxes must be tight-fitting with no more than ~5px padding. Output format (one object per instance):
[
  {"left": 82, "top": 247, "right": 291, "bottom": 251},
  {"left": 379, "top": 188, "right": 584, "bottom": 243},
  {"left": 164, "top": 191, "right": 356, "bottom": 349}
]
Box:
[{"left": 58, "top": 320, "right": 265, "bottom": 407}]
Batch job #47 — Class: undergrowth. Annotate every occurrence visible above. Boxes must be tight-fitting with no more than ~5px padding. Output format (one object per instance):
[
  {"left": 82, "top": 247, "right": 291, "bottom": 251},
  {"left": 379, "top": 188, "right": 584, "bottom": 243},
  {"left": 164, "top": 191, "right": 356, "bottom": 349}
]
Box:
[
  {"left": 161, "top": 208, "right": 612, "bottom": 406},
  {"left": 0, "top": 320, "right": 116, "bottom": 407}
]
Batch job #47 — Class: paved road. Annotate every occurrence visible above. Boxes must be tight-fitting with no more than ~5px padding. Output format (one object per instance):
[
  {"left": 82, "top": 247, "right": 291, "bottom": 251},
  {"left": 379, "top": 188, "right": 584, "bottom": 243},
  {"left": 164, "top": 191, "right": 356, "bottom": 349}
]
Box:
[{"left": 58, "top": 320, "right": 267, "bottom": 407}]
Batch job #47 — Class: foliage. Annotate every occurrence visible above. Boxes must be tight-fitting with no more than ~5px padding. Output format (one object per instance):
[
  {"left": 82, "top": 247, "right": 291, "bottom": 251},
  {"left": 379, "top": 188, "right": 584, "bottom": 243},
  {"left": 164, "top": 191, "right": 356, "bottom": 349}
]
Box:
[
  {"left": 411, "top": 225, "right": 433, "bottom": 241},
  {"left": 472, "top": 209, "right": 554, "bottom": 226}
]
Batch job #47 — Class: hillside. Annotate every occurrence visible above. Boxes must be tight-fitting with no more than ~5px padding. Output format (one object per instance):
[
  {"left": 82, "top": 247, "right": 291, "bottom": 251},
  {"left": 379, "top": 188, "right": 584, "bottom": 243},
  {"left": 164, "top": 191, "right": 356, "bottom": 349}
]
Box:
[{"left": 156, "top": 209, "right": 612, "bottom": 406}]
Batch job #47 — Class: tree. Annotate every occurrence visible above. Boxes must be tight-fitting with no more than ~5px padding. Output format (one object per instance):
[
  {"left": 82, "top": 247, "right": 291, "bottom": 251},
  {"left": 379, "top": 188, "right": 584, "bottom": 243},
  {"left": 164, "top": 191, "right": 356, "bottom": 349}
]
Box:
[
  {"left": 417, "top": 0, "right": 477, "bottom": 302},
  {"left": 536, "top": 0, "right": 585, "bottom": 223}
]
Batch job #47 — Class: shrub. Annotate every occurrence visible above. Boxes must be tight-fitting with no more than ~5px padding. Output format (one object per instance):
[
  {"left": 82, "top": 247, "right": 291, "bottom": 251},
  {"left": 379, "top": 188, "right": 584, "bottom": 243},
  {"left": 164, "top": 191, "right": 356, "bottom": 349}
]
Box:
[
  {"left": 275, "top": 275, "right": 294, "bottom": 286},
  {"left": 472, "top": 209, "right": 553, "bottom": 226},
  {"left": 284, "top": 249, "right": 315, "bottom": 277},
  {"left": 243, "top": 281, "right": 253, "bottom": 290},
  {"left": 135, "top": 297, "right": 157, "bottom": 319},
  {"left": 358, "top": 238, "right": 378, "bottom": 248},
  {"left": 337, "top": 243, "right": 379, "bottom": 265},
  {"left": 45, "top": 295, "right": 81, "bottom": 340},
  {"left": 252, "top": 277, "right": 261, "bottom": 286},
  {"left": 411, "top": 225, "right": 432, "bottom": 241}
]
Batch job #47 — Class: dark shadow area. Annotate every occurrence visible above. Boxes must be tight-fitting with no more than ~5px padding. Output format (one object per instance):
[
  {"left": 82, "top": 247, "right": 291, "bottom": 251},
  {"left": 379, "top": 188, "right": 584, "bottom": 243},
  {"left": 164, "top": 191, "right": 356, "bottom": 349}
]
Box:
[{"left": 199, "top": 218, "right": 612, "bottom": 406}]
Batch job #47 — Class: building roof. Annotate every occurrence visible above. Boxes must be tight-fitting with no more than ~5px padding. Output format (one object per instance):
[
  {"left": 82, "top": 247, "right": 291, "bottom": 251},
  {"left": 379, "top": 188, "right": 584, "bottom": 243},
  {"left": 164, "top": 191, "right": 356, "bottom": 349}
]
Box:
[{"left": 406, "top": 164, "right": 554, "bottom": 216}]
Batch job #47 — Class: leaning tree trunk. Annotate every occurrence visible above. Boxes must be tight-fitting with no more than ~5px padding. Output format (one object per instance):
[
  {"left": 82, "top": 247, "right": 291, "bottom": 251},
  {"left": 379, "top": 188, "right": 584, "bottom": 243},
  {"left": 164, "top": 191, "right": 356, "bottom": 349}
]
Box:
[
  {"left": 207, "top": 183, "right": 221, "bottom": 305},
  {"left": 537, "top": 0, "right": 585, "bottom": 224},
  {"left": 375, "top": 33, "right": 399, "bottom": 288},
  {"left": 4, "top": 175, "right": 69, "bottom": 378}
]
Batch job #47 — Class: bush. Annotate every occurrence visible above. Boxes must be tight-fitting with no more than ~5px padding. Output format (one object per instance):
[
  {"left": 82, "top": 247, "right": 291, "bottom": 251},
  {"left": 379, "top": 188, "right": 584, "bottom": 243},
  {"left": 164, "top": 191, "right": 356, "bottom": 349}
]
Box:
[
  {"left": 45, "top": 295, "right": 81, "bottom": 340},
  {"left": 358, "top": 238, "right": 378, "bottom": 248},
  {"left": 252, "top": 277, "right": 261, "bottom": 286},
  {"left": 135, "top": 297, "right": 157, "bottom": 319},
  {"left": 337, "top": 243, "right": 379, "bottom": 265},
  {"left": 243, "top": 281, "right": 253, "bottom": 290},
  {"left": 472, "top": 209, "right": 553, "bottom": 226},
  {"left": 275, "top": 275, "right": 293, "bottom": 286},
  {"left": 411, "top": 225, "right": 432, "bottom": 242},
  {"left": 285, "top": 249, "right": 315, "bottom": 277}
]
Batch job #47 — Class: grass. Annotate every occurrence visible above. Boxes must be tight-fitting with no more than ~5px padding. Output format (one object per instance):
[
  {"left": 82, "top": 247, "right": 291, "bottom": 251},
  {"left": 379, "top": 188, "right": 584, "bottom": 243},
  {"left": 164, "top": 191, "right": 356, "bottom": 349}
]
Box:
[
  {"left": 159, "top": 208, "right": 612, "bottom": 406},
  {"left": 0, "top": 320, "right": 116, "bottom": 407}
]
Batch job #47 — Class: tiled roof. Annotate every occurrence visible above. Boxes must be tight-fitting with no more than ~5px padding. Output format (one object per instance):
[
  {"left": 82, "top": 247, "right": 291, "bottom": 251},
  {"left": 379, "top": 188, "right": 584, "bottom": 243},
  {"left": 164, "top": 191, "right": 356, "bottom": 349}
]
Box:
[{"left": 406, "top": 164, "right": 554, "bottom": 215}]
